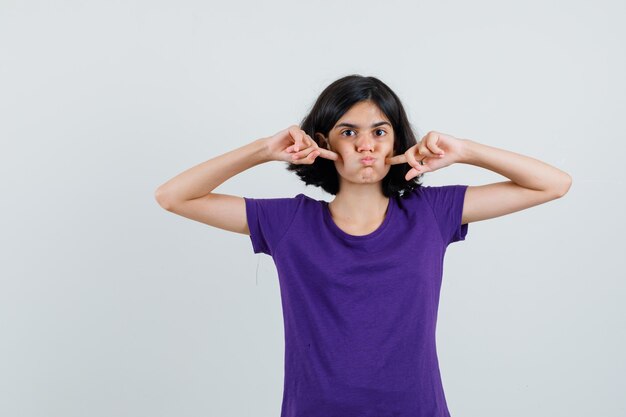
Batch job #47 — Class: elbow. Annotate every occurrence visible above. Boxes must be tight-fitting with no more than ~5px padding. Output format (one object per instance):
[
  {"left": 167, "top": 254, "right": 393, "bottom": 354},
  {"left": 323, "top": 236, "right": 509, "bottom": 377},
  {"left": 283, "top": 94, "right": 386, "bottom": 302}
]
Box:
[
  {"left": 554, "top": 173, "right": 573, "bottom": 198},
  {"left": 154, "top": 186, "right": 174, "bottom": 211}
]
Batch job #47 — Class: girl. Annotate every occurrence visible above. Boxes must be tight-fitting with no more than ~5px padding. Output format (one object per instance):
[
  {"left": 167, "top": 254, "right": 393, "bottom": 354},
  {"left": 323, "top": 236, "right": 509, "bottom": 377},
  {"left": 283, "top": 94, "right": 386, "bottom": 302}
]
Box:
[{"left": 155, "top": 75, "right": 571, "bottom": 417}]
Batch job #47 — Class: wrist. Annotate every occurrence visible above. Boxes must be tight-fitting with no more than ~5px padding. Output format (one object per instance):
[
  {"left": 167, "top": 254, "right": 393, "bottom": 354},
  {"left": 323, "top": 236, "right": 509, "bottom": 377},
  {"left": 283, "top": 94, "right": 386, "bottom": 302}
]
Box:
[
  {"left": 255, "top": 137, "right": 273, "bottom": 163},
  {"left": 455, "top": 138, "right": 474, "bottom": 164}
]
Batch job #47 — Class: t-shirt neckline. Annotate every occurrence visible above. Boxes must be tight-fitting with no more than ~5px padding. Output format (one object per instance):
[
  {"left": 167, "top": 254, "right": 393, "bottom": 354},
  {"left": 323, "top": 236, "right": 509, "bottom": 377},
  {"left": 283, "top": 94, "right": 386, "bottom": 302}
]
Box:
[{"left": 322, "top": 196, "right": 395, "bottom": 241}]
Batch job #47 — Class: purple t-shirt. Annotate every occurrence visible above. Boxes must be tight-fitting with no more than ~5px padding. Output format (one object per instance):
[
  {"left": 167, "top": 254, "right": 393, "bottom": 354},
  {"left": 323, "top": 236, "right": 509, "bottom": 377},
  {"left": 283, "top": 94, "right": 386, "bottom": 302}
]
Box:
[{"left": 244, "top": 184, "right": 469, "bottom": 417}]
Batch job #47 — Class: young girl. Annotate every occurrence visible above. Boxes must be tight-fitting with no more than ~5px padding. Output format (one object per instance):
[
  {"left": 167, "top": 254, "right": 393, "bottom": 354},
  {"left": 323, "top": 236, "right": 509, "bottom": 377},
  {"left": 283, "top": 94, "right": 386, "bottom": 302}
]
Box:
[{"left": 155, "top": 75, "right": 571, "bottom": 417}]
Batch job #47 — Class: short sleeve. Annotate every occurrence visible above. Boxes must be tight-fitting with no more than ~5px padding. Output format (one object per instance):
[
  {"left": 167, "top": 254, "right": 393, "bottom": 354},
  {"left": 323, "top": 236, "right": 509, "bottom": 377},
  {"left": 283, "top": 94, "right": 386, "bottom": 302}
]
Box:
[
  {"left": 419, "top": 184, "right": 469, "bottom": 246},
  {"left": 243, "top": 195, "right": 303, "bottom": 256}
]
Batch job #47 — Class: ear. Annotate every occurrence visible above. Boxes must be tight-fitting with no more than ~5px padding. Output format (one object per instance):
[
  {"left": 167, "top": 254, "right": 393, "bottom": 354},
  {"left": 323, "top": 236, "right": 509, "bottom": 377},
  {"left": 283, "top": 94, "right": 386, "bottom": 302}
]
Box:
[{"left": 315, "top": 133, "right": 331, "bottom": 150}]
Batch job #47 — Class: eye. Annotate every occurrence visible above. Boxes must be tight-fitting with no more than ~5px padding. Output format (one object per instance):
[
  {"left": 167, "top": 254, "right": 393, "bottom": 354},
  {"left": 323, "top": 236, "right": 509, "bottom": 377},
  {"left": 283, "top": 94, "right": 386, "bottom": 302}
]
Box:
[{"left": 341, "top": 129, "right": 388, "bottom": 137}]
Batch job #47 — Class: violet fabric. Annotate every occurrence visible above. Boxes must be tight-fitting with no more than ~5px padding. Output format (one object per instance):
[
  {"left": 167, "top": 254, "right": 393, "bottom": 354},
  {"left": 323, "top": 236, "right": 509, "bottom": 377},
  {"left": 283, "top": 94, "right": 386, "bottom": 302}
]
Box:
[{"left": 243, "top": 184, "right": 469, "bottom": 417}]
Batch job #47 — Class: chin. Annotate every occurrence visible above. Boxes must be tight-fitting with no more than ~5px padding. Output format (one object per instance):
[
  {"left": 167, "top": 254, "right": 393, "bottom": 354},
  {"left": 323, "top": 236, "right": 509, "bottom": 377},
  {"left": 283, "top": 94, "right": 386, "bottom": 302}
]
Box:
[
  {"left": 354, "top": 172, "right": 385, "bottom": 183},
  {"left": 341, "top": 166, "right": 388, "bottom": 179}
]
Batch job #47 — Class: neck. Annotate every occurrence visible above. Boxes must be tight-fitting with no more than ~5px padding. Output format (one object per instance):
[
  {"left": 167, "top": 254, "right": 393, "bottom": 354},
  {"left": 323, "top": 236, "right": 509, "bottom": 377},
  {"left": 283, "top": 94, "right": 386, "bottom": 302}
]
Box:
[{"left": 328, "top": 183, "right": 389, "bottom": 225}]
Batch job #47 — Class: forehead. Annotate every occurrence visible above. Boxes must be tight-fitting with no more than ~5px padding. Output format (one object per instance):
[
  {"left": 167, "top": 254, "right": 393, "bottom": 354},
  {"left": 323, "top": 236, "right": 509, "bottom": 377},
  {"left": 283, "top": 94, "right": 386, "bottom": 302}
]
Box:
[
  {"left": 333, "top": 101, "right": 392, "bottom": 129},
  {"left": 339, "top": 100, "right": 388, "bottom": 120}
]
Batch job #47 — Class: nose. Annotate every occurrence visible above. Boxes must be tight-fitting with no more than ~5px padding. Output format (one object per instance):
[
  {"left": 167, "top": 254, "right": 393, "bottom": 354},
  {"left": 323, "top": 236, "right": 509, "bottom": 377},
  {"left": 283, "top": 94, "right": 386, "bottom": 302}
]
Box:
[{"left": 356, "top": 133, "right": 375, "bottom": 152}]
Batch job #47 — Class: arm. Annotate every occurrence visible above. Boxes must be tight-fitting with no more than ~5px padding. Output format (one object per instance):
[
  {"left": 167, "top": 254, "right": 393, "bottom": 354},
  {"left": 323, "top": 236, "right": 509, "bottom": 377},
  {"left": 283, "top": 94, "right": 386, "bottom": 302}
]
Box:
[
  {"left": 456, "top": 138, "right": 573, "bottom": 224},
  {"left": 154, "top": 138, "right": 271, "bottom": 235},
  {"left": 386, "top": 131, "right": 573, "bottom": 225},
  {"left": 154, "top": 125, "right": 336, "bottom": 235},
  {"left": 155, "top": 138, "right": 270, "bottom": 206}
]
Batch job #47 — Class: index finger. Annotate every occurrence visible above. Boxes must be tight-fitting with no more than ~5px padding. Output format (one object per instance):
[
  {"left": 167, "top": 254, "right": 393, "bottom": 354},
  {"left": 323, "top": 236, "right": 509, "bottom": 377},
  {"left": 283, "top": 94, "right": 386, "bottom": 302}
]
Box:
[
  {"left": 316, "top": 147, "right": 339, "bottom": 161},
  {"left": 385, "top": 154, "right": 407, "bottom": 165}
]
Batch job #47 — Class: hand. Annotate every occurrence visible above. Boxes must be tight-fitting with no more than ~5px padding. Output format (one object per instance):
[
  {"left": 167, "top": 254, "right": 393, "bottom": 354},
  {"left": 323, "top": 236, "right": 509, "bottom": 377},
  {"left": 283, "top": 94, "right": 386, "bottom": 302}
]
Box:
[
  {"left": 385, "top": 131, "right": 465, "bottom": 181},
  {"left": 264, "top": 125, "right": 339, "bottom": 164}
]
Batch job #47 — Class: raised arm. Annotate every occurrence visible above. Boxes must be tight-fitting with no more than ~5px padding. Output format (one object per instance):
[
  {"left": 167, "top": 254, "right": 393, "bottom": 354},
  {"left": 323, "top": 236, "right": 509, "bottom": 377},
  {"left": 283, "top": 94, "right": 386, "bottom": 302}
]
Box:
[
  {"left": 154, "top": 137, "right": 269, "bottom": 235},
  {"left": 385, "top": 131, "right": 572, "bottom": 225},
  {"left": 154, "top": 125, "right": 337, "bottom": 235},
  {"left": 455, "top": 138, "right": 572, "bottom": 224}
]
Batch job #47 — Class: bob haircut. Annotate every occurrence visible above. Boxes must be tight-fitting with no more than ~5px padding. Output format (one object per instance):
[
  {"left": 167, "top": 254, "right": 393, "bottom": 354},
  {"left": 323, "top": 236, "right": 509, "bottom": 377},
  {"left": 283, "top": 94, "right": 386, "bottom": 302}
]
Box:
[{"left": 286, "top": 74, "right": 423, "bottom": 199}]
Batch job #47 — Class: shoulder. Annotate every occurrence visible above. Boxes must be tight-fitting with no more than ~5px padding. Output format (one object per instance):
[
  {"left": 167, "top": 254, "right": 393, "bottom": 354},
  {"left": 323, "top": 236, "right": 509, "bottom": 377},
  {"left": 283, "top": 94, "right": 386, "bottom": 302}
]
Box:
[
  {"left": 243, "top": 193, "right": 314, "bottom": 256},
  {"left": 416, "top": 184, "right": 469, "bottom": 202},
  {"left": 415, "top": 184, "right": 470, "bottom": 245},
  {"left": 242, "top": 192, "right": 326, "bottom": 220},
  {"left": 243, "top": 192, "right": 309, "bottom": 206}
]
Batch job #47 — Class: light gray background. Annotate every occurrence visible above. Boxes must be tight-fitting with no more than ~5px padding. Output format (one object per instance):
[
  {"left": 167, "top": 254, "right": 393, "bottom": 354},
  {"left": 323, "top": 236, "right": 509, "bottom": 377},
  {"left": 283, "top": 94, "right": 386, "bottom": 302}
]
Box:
[{"left": 1, "top": 0, "right": 624, "bottom": 416}]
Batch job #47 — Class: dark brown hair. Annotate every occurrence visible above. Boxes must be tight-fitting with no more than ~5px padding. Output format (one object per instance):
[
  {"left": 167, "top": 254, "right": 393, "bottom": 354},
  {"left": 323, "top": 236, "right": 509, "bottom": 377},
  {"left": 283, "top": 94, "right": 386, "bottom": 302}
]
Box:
[{"left": 286, "top": 74, "right": 424, "bottom": 198}]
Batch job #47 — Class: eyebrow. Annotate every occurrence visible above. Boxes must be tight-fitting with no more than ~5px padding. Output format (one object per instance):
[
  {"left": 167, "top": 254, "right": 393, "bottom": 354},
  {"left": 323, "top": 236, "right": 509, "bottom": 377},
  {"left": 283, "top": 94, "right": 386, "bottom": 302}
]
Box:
[{"left": 334, "top": 121, "right": 391, "bottom": 129}]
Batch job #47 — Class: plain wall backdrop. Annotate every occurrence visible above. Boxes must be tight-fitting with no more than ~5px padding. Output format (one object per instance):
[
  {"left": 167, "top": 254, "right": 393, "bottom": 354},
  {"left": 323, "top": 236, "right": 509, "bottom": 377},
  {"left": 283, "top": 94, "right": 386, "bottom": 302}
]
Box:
[{"left": 1, "top": 0, "right": 624, "bottom": 416}]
